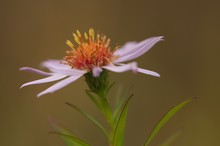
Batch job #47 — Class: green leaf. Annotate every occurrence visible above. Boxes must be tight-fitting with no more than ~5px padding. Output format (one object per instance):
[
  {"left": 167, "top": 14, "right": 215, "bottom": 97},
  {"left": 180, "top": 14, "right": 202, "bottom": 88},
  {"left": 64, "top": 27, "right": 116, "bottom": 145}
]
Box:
[
  {"left": 50, "top": 131, "right": 90, "bottom": 146},
  {"left": 113, "top": 95, "right": 133, "bottom": 146},
  {"left": 144, "top": 98, "right": 194, "bottom": 146},
  {"left": 66, "top": 102, "right": 109, "bottom": 139},
  {"left": 86, "top": 90, "right": 103, "bottom": 112},
  {"left": 49, "top": 123, "right": 90, "bottom": 146},
  {"left": 113, "top": 94, "right": 134, "bottom": 126},
  {"left": 86, "top": 90, "right": 113, "bottom": 127},
  {"left": 159, "top": 131, "right": 182, "bottom": 146}
]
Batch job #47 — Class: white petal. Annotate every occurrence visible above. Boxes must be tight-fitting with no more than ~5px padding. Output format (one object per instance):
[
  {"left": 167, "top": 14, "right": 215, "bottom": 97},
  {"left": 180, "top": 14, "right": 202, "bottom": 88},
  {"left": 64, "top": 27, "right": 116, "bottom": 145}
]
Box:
[
  {"left": 92, "top": 67, "right": 103, "bottom": 77},
  {"left": 41, "top": 59, "right": 87, "bottom": 75},
  {"left": 20, "top": 67, "right": 53, "bottom": 76},
  {"left": 20, "top": 74, "right": 67, "bottom": 88},
  {"left": 102, "top": 62, "right": 138, "bottom": 73},
  {"left": 37, "top": 74, "right": 84, "bottom": 97},
  {"left": 114, "top": 36, "right": 164, "bottom": 63},
  {"left": 137, "top": 68, "right": 160, "bottom": 77}
]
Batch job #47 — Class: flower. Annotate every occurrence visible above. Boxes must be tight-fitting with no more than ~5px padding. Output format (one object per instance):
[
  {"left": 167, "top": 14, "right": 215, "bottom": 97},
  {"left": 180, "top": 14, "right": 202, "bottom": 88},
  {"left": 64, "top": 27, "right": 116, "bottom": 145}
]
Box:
[{"left": 20, "top": 28, "right": 163, "bottom": 97}]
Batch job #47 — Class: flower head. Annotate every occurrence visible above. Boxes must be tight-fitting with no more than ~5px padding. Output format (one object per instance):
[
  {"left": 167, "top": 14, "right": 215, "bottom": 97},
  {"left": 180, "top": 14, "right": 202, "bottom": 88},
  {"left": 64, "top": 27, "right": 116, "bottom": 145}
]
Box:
[
  {"left": 20, "top": 28, "right": 163, "bottom": 97},
  {"left": 64, "top": 29, "right": 117, "bottom": 71}
]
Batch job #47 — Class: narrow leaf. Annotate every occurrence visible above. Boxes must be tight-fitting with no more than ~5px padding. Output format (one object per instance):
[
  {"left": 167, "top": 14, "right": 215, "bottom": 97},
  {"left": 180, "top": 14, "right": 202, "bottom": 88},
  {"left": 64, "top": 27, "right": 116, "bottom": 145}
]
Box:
[
  {"left": 144, "top": 98, "right": 194, "bottom": 146},
  {"left": 49, "top": 121, "right": 89, "bottom": 146},
  {"left": 86, "top": 90, "right": 113, "bottom": 126},
  {"left": 159, "top": 131, "right": 182, "bottom": 146},
  {"left": 113, "top": 95, "right": 133, "bottom": 146},
  {"left": 50, "top": 131, "right": 90, "bottom": 146},
  {"left": 113, "top": 94, "right": 134, "bottom": 126},
  {"left": 66, "top": 102, "right": 109, "bottom": 138},
  {"left": 86, "top": 90, "right": 103, "bottom": 112}
]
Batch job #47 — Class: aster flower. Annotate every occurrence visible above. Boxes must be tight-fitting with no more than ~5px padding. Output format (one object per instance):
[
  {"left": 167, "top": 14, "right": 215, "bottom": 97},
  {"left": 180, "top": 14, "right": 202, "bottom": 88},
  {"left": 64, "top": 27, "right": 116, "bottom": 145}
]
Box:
[{"left": 20, "top": 28, "right": 163, "bottom": 97}]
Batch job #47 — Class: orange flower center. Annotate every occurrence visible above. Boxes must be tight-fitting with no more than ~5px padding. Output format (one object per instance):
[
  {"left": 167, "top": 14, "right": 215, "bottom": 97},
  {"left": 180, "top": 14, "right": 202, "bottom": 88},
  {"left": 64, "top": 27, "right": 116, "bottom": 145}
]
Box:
[{"left": 64, "top": 29, "right": 118, "bottom": 70}]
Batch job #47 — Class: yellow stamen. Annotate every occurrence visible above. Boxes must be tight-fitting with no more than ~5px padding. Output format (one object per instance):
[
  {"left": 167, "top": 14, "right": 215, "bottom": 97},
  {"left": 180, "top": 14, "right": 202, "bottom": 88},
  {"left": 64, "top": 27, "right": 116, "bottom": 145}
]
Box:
[
  {"left": 84, "top": 32, "right": 88, "bottom": 40},
  {"left": 102, "top": 35, "right": 107, "bottom": 45},
  {"left": 76, "top": 30, "right": 82, "bottom": 38},
  {"left": 73, "top": 33, "right": 81, "bottom": 45},
  {"left": 89, "top": 28, "right": 95, "bottom": 40},
  {"left": 105, "top": 38, "right": 111, "bottom": 48},
  {"left": 97, "top": 34, "right": 101, "bottom": 43},
  {"left": 66, "top": 40, "right": 74, "bottom": 49}
]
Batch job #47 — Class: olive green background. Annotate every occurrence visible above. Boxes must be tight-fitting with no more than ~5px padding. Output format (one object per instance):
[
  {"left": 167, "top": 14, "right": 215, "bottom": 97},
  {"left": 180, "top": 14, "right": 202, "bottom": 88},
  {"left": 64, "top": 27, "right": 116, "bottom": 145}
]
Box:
[{"left": 1, "top": 0, "right": 220, "bottom": 146}]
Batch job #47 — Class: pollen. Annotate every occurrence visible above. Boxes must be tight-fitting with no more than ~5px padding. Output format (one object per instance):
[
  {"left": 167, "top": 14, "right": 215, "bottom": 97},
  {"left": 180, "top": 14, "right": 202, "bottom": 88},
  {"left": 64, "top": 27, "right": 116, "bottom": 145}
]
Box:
[{"left": 64, "top": 28, "right": 118, "bottom": 70}]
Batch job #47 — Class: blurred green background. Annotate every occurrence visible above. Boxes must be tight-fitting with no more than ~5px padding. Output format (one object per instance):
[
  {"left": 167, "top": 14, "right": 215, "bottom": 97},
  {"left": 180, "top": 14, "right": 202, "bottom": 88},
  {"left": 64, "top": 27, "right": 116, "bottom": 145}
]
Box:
[{"left": 1, "top": 0, "right": 220, "bottom": 145}]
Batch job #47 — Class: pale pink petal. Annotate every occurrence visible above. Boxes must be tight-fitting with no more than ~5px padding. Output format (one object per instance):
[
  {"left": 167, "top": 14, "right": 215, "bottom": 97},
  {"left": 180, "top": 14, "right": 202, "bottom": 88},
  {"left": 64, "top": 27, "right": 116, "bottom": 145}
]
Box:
[
  {"left": 20, "top": 67, "right": 53, "bottom": 76},
  {"left": 92, "top": 66, "right": 103, "bottom": 77},
  {"left": 41, "top": 60, "right": 69, "bottom": 69},
  {"left": 114, "top": 36, "right": 164, "bottom": 63},
  {"left": 102, "top": 62, "right": 138, "bottom": 73},
  {"left": 37, "top": 74, "right": 84, "bottom": 97},
  {"left": 114, "top": 37, "right": 157, "bottom": 57},
  {"left": 20, "top": 74, "right": 67, "bottom": 88},
  {"left": 48, "top": 68, "right": 87, "bottom": 76},
  {"left": 137, "top": 68, "right": 160, "bottom": 77},
  {"left": 41, "top": 59, "right": 87, "bottom": 75},
  {"left": 113, "top": 41, "right": 137, "bottom": 56}
]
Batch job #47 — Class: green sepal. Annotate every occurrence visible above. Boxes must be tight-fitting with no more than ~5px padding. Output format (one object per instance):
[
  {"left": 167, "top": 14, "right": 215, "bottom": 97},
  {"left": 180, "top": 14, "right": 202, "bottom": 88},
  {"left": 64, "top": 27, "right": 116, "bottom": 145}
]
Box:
[
  {"left": 105, "top": 81, "right": 116, "bottom": 97},
  {"left": 84, "top": 70, "right": 109, "bottom": 98},
  {"left": 66, "top": 102, "right": 109, "bottom": 139},
  {"left": 113, "top": 95, "right": 133, "bottom": 146},
  {"left": 144, "top": 98, "right": 195, "bottom": 146}
]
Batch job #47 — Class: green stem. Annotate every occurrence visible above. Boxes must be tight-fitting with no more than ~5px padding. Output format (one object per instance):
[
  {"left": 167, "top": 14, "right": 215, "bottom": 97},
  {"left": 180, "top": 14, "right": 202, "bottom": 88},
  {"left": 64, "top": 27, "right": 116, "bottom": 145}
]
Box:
[
  {"left": 99, "top": 96, "right": 115, "bottom": 146},
  {"left": 84, "top": 71, "right": 117, "bottom": 146}
]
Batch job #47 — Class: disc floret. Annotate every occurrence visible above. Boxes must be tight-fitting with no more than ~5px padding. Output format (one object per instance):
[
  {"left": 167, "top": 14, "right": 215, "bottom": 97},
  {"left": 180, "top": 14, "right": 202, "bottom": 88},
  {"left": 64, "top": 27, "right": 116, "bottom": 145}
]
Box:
[{"left": 64, "top": 28, "right": 117, "bottom": 71}]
